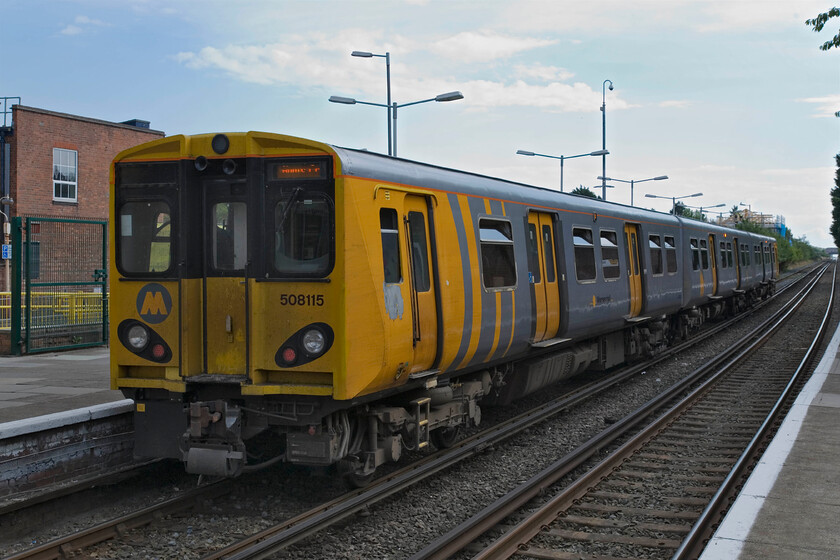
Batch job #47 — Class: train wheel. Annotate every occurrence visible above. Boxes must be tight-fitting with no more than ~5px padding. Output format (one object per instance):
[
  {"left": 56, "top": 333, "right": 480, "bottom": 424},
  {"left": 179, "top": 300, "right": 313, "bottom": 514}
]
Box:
[
  {"left": 344, "top": 471, "right": 375, "bottom": 488},
  {"left": 430, "top": 426, "right": 461, "bottom": 449}
]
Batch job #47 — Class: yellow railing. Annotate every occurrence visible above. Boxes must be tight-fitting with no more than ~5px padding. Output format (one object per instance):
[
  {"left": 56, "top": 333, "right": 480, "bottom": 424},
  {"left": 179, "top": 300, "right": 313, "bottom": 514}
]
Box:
[{"left": 0, "top": 291, "right": 108, "bottom": 330}]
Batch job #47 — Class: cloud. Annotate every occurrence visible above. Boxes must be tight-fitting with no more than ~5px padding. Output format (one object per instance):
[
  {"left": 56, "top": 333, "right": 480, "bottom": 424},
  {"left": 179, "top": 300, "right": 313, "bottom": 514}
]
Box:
[
  {"left": 175, "top": 33, "right": 630, "bottom": 114},
  {"left": 797, "top": 95, "right": 840, "bottom": 118},
  {"left": 60, "top": 15, "right": 110, "bottom": 36},
  {"left": 514, "top": 63, "right": 574, "bottom": 82},
  {"left": 429, "top": 31, "right": 557, "bottom": 63}
]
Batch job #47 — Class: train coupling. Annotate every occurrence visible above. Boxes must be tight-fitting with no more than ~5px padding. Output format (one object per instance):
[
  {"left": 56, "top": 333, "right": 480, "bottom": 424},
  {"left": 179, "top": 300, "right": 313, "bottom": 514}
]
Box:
[{"left": 182, "top": 401, "right": 247, "bottom": 477}]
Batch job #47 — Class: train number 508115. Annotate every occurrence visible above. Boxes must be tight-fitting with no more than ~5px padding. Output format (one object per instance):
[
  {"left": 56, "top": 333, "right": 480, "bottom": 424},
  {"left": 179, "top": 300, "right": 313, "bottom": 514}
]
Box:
[{"left": 278, "top": 294, "right": 325, "bottom": 306}]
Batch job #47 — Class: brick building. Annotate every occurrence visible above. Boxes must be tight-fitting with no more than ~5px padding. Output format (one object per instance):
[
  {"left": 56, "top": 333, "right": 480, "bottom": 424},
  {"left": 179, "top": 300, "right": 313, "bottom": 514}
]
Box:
[{"left": 0, "top": 104, "right": 164, "bottom": 291}]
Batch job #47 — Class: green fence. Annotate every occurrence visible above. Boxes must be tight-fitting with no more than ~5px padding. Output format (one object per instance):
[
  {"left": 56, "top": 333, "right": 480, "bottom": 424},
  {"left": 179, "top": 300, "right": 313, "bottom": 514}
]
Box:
[{"left": 9, "top": 217, "right": 108, "bottom": 354}]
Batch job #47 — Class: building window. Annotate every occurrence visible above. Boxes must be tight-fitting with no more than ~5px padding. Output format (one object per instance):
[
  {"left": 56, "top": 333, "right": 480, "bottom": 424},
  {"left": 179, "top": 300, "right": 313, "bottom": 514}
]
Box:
[
  {"left": 53, "top": 148, "right": 78, "bottom": 202},
  {"left": 573, "top": 227, "right": 597, "bottom": 282},
  {"left": 479, "top": 219, "right": 516, "bottom": 289}
]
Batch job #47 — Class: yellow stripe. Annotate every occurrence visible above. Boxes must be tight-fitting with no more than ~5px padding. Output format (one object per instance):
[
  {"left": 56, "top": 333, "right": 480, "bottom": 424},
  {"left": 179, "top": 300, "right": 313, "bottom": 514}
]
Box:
[{"left": 456, "top": 194, "right": 482, "bottom": 369}]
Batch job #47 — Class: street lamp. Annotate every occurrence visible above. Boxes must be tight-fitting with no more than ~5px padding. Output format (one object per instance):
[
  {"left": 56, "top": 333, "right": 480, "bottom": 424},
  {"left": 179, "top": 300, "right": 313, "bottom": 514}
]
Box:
[
  {"left": 684, "top": 203, "right": 725, "bottom": 221},
  {"left": 329, "top": 91, "right": 464, "bottom": 157},
  {"left": 597, "top": 175, "right": 668, "bottom": 206},
  {"left": 517, "top": 149, "right": 609, "bottom": 192},
  {"left": 600, "top": 79, "right": 614, "bottom": 200},
  {"left": 350, "top": 51, "right": 392, "bottom": 155},
  {"left": 645, "top": 192, "right": 703, "bottom": 214}
]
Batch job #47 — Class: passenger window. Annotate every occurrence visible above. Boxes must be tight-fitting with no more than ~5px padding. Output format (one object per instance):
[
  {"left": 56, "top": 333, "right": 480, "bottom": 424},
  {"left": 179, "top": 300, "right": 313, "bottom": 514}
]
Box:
[
  {"left": 719, "top": 242, "right": 727, "bottom": 269},
  {"left": 119, "top": 200, "right": 172, "bottom": 274},
  {"left": 649, "top": 235, "right": 663, "bottom": 276},
  {"left": 699, "top": 239, "right": 709, "bottom": 270},
  {"left": 755, "top": 245, "right": 762, "bottom": 264},
  {"left": 542, "top": 225, "right": 556, "bottom": 283},
  {"left": 479, "top": 219, "right": 516, "bottom": 289},
  {"left": 690, "top": 238, "right": 700, "bottom": 271},
  {"left": 213, "top": 202, "right": 247, "bottom": 271},
  {"left": 407, "top": 212, "right": 430, "bottom": 292},
  {"left": 764, "top": 246, "right": 770, "bottom": 265},
  {"left": 380, "top": 209, "right": 401, "bottom": 284},
  {"left": 527, "top": 224, "right": 540, "bottom": 284},
  {"left": 727, "top": 242, "right": 734, "bottom": 268},
  {"left": 665, "top": 235, "right": 677, "bottom": 274},
  {"left": 573, "top": 227, "right": 597, "bottom": 282},
  {"left": 600, "top": 230, "right": 620, "bottom": 280}
]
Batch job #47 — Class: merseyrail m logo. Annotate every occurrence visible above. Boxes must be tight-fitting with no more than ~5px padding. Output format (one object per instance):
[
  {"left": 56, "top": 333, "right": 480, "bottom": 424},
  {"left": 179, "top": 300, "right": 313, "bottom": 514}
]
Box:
[{"left": 136, "top": 283, "right": 172, "bottom": 324}]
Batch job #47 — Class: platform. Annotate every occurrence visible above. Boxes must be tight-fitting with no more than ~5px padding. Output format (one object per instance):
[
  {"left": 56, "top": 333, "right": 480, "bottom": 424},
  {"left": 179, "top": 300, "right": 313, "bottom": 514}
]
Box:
[
  {"left": 0, "top": 346, "right": 121, "bottom": 425},
  {"left": 701, "top": 320, "right": 840, "bottom": 558}
]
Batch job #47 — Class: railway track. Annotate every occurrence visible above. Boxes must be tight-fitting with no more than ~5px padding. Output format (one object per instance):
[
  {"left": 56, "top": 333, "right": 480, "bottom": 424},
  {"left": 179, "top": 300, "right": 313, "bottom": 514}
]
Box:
[
  {"left": 1, "top": 264, "right": 822, "bottom": 560},
  {"left": 413, "top": 262, "right": 834, "bottom": 559}
]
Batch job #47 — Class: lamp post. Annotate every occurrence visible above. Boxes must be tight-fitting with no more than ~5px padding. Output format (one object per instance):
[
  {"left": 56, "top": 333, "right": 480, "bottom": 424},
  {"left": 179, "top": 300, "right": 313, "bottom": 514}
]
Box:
[
  {"left": 517, "top": 149, "right": 609, "bottom": 192},
  {"left": 350, "top": 51, "right": 392, "bottom": 155},
  {"left": 645, "top": 192, "right": 703, "bottom": 215},
  {"left": 329, "top": 91, "right": 463, "bottom": 157},
  {"left": 597, "top": 175, "right": 668, "bottom": 206},
  {"left": 600, "top": 79, "right": 614, "bottom": 200},
  {"left": 0, "top": 196, "right": 13, "bottom": 291}
]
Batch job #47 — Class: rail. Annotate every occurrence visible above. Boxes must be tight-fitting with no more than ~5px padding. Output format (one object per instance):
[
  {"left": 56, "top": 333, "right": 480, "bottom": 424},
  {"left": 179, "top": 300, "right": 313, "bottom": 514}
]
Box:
[{"left": 0, "top": 291, "right": 108, "bottom": 330}]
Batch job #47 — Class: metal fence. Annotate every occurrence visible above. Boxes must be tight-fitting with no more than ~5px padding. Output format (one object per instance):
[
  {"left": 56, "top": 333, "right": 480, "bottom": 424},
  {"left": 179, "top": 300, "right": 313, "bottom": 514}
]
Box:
[{"left": 9, "top": 217, "right": 108, "bottom": 354}]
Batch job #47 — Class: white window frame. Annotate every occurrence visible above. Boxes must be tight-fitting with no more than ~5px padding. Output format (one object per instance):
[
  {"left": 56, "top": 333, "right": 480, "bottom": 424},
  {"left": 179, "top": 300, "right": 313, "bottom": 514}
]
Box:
[{"left": 53, "top": 148, "right": 78, "bottom": 202}]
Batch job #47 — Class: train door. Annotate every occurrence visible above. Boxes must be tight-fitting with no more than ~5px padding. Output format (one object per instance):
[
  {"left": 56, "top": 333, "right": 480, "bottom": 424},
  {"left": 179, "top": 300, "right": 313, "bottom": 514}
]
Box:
[
  {"left": 204, "top": 180, "right": 249, "bottom": 375},
  {"left": 404, "top": 195, "right": 438, "bottom": 371},
  {"left": 708, "top": 234, "right": 718, "bottom": 296},
  {"left": 624, "top": 224, "right": 642, "bottom": 318},
  {"left": 733, "top": 237, "right": 742, "bottom": 289},
  {"left": 527, "top": 212, "right": 560, "bottom": 342}
]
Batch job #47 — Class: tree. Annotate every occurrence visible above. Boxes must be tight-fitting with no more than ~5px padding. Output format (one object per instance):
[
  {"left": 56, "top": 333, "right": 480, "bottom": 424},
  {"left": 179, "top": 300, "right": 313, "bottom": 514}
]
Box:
[
  {"left": 831, "top": 153, "right": 840, "bottom": 248},
  {"left": 729, "top": 205, "right": 743, "bottom": 223},
  {"left": 571, "top": 186, "right": 598, "bottom": 199},
  {"left": 806, "top": 7, "right": 840, "bottom": 51}
]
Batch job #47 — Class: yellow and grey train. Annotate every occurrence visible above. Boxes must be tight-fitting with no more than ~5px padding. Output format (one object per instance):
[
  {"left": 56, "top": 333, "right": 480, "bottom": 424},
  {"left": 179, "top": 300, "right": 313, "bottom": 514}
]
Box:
[{"left": 110, "top": 132, "right": 778, "bottom": 480}]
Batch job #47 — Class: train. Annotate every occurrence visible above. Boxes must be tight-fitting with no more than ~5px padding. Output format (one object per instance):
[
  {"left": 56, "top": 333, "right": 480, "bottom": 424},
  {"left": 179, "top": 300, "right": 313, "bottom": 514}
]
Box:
[{"left": 110, "top": 131, "right": 778, "bottom": 482}]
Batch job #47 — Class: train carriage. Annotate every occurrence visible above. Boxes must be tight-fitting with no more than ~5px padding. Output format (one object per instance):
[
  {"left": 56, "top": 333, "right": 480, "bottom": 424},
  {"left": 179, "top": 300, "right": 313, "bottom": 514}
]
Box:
[{"left": 111, "top": 131, "right": 778, "bottom": 480}]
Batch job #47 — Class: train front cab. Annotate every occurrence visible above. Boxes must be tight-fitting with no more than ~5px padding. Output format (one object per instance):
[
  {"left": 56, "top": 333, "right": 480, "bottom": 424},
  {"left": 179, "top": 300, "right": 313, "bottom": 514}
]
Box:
[{"left": 110, "top": 133, "right": 353, "bottom": 475}]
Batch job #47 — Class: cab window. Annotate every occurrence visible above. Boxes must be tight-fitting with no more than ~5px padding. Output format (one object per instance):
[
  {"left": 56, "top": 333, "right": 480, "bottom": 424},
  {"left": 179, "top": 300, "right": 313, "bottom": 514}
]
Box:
[
  {"left": 119, "top": 201, "right": 172, "bottom": 274},
  {"left": 273, "top": 193, "right": 333, "bottom": 277}
]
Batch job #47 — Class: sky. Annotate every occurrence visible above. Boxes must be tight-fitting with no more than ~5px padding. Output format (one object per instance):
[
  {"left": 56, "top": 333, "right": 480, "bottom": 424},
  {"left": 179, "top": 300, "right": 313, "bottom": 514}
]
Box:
[{"left": 3, "top": 0, "right": 838, "bottom": 246}]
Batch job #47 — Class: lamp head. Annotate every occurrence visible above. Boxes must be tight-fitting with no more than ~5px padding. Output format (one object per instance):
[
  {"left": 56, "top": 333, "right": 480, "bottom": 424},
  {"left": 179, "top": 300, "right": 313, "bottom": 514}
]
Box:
[
  {"left": 516, "top": 150, "right": 535, "bottom": 156},
  {"left": 435, "top": 91, "right": 464, "bottom": 102},
  {"left": 351, "top": 51, "right": 373, "bottom": 58},
  {"left": 608, "top": 83, "right": 614, "bottom": 91},
  {"left": 329, "top": 96, "right": 356, "bottom": 105}
]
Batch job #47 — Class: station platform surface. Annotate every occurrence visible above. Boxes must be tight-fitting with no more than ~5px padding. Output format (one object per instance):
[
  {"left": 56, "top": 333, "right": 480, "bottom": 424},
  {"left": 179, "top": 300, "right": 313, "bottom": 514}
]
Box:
[
  {"left": 0, "top": 346, "right": 121, "bottom": 425},
  {"left": 701, "top": 320, "right": 840, "bottom": 558}
]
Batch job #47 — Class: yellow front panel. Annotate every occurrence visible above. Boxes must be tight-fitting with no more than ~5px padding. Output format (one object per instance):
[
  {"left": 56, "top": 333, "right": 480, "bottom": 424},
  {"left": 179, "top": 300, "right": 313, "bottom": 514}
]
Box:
[
  {"left": 205, "top": 277, "right": 247, "bottom": 375},
  {"left": 109, "top": 280, "right": 182, "bottom": 390}
]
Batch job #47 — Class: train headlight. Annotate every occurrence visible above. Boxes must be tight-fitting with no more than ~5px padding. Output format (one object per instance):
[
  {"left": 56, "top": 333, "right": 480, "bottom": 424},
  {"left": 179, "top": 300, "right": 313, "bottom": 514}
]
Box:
[
  {"left": 127, "top": 324, "right": 150, "bottom": 351},
  {"left": 302, "top": 328, "right": 326, "bottom": 356}
]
